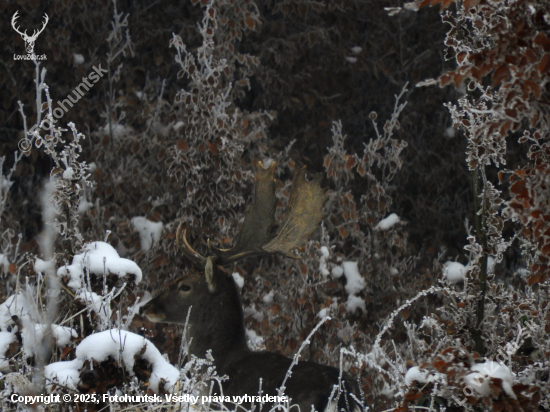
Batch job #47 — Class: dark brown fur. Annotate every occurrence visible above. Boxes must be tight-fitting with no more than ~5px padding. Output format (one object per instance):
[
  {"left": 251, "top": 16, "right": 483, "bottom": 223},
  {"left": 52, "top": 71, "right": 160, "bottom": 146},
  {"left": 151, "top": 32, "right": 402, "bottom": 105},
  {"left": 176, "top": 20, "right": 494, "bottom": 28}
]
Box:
[{"left": 143, "top": 265, "right": 362, "bottom": 412}]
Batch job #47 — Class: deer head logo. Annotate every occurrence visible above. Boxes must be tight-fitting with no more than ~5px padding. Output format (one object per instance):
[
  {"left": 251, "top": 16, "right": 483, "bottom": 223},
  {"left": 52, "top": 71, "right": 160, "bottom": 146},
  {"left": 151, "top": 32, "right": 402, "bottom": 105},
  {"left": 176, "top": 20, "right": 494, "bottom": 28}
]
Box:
[{"left": 12, "top": 11, "right": 49, "bottom": 54}]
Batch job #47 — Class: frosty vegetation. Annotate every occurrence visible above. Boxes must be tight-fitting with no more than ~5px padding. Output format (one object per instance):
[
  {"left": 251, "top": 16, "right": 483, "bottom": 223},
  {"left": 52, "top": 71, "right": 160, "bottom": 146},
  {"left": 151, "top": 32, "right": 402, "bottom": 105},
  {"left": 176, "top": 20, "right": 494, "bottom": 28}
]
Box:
[{"left": 0, "top": 0, "right": 549, "bottom": 411}]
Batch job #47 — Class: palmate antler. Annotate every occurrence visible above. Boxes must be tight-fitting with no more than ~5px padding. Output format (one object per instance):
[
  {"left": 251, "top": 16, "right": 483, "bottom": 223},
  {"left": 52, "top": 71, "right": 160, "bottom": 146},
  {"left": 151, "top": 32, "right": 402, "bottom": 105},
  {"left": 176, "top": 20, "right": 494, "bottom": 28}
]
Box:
[{"left": 176, "top": 161, "right": 326, "bottom": 267}]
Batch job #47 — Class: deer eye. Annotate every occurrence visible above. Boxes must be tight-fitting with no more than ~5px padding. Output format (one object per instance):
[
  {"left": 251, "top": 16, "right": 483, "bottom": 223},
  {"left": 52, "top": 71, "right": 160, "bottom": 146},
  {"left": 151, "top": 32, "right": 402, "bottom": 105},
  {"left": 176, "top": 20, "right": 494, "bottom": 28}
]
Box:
[{"left": 178, "top": 284, "right": 191, "bottom": 292}]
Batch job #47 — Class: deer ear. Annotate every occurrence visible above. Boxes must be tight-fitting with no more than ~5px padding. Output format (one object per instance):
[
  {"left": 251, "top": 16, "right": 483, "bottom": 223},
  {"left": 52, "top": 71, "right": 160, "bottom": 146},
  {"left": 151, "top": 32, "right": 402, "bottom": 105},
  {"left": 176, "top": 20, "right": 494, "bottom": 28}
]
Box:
[{"left": 205, "top": 257, "right": 217, "bottom": 293}]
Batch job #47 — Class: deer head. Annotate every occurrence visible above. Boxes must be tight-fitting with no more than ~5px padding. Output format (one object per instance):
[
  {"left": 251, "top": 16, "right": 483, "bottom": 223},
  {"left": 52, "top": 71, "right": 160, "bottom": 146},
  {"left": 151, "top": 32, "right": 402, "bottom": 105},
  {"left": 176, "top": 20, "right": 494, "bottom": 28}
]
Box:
[{"left": 12, "top": 11, "right": 49, "bottom": 54}]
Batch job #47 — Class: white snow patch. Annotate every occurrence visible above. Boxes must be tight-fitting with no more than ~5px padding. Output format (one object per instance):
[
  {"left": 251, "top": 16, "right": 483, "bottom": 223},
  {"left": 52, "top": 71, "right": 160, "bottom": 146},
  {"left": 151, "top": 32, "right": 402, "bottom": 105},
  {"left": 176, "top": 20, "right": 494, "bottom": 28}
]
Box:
[
  {"left": 0, "top": 294, "right": 31, "bottom": 332},
  {"left": 131, "top": 217, "right": 163, "bottom": 252},
  {"left": 464, "top": 361, "right": 516, "bottom": 399},
  {"left": 244, "top": 305, "right": 264, "bottom": 322},
  {"left": 317, "top": 308, "right": 330, "bottom": 318},
  {"left": 443, "top": 261, "right": 466, "bottom": 284},
  {"left": 345, "top": 295, "right": 366, "bottom": 314},
  {"left": 45, "top": 358, "right": 82, "bottom": 390},
  {"left": 444, "top": 127, "right": 456, "bottom": 138},
  {"left": 319, "top": 246, "right": 330, "bottom": 276},
  {"left": 331, "top": 266, "right": 344, "bottom": 279},
  {"left": 232, "top": 272, "right": 244, "bottom": 289},
  {"left": 73, "top": 53, "right": 85, "bottom": 65},
  {"left": 62, "top": 167, "right": 74, "bottom": 180},
  {"left": 246, "top": 329, "right": 264, "bottom": 350},
  {"left": 262, "top": 290, "right": 274, "bottom": 304},
  {"left": 345, "top": 56, "right": 357, "bottom": 63},
  {"left": 351, "top": 46, "right": 362, "bottom": 54},
  {"left": 57, "top": 241, "right": 142, "bottom": 290},
  {"left": 0, "top": 331, "right": 16, "bottom": 371},
  {"left": 77, "top": 291, "right": 112, "bottom": 324},
  {"left": 35, "top": 258, "right": 53, "bottom": 273},
  {"left": 343, "top": 261, "right": 365, "bottom": 295},
  {"left": 405, "top": 366, "right": 446, "bottom": 386},
  {"left": 173, "top": 121, "right": 184, "bottom": 131},
  {"left": 22, "top": 324, "right": 77, "bottom": 356},
  {"left": 46, "top": 329, "right": 179, "bottom": 393},
  {"left": 376, "top": 213, "right": 400, "bottom": 230},
  {"left": 0, "top": 254, "right": 9, "bottom": 275},
  {"left": 78, "top": 197, "right": 93, "bottom": 214}
]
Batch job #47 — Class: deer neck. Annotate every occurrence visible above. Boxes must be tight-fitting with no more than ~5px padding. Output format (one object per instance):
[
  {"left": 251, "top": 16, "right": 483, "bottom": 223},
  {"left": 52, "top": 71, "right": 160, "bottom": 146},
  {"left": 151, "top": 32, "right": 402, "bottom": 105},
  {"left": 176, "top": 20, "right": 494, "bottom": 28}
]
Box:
[{"left": 187, "top": 283, "right": 249, "bottom": 370}]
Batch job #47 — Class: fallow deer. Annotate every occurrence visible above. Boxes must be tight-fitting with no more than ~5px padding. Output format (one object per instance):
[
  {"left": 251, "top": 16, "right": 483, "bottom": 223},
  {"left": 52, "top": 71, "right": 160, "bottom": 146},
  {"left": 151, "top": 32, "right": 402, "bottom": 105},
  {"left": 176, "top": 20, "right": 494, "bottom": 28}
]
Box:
[{"left": 143, "top": 162, "right": 362, "bottom": 412}]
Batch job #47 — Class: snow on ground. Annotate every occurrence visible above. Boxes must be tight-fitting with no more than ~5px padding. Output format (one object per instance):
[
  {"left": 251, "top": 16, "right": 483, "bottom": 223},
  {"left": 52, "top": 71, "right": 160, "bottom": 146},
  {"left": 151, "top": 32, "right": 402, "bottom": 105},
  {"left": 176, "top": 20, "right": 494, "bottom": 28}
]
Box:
[
  {"left": 464, "top": 361, "right": 516, "bottom": 399},
  {"left": 375, "top": 213, "right": 400, "bottom": 230},
  {"left": 57, "top": 241, "right": 142, "bottom": 290},
  {"left": 45, "top": 329, "right": 180, "bottom": 392},
  {"left": 131, "top": 217, "right": 163, "bottom": 252}
]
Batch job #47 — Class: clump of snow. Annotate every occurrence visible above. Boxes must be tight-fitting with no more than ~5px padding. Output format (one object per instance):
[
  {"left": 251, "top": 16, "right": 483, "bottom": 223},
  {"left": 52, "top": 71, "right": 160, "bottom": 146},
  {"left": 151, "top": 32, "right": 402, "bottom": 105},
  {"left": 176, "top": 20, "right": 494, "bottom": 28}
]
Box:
[
  {"left": 375, "top": 213, "right": 400, "bottom": 230},
  {"left": 73, "top": 53, "right": 85, "bottom": 65},
  {"left": 317, "top": 308, "right": 330, "bottom": 318},
  {"left": 351, "top": 46, "right": 362, "bottom": 54},
  {"left": 464, "top": 361, "right": 516, "bottom": 399},
  {"left": 345, "top": 56, "right": 357, "bottom": 63},
  {"left": 131, "top": 217, "right": 163, "bottom": 252},
  {"left": 346, "top": 295, "right": 366, "bottom": 314},
  {"left": 246, "top": 329, "right": 264, "bottom": 350},
  {"left": 342, "top": 261, "right": 366, "bottom": 314},
  {"left": 0, "top": 254, "right": 9, "bottom": 275},
  {"left": 102, "top": 123, "right": 130, "bottom": 139},
  {"left": 77, "top": 291, "right": 112, "bottom": 324},
  {"left": 22, "top": 324, "right": 77, "bottom": 356},
  {"left": 343, "top": 261, "right": 365, "bottom": 295},
  {"left": 0, "top": 331, "right": 16, "bottom": 371},
  {"left": 46, "top": 329, "right": 180, "bottom": 393},
  {"left": 443, "top": 261, "right": 466, "bottom": 284},
  {"left": 78, "top": 197, "right": 94, "bottom": 214},
  {"left": 405, "top": 366, "right": 446, "bottom": 386},
  {"left": 35, "top": 258, "right": 53, "bottom": 273},
  {"left": 0, "top": 294, "right": 31, "bottom": 332},
  {"left": 57, "top": 241, "right": 142, "bottom": 290},
  {"left": 262, "top": 290, "right": 274, "bottom": 304},
  {"left": 331, "top": 266, "right": 344, "bottom": 279},
  {"left": 319, "top": 246, "right": 330, "bottom": 276},
  {"left": 62, "top": 167, "right": 74, "bottom": 180},
  {"left": 232, "top": 272, "right": 244, "bottom": 289},
  {"left": 244, "top": 305, "right": 264, "bottom": 322},
  {"left": 45, "top": 358, "right": 81, "bottom": 390}
]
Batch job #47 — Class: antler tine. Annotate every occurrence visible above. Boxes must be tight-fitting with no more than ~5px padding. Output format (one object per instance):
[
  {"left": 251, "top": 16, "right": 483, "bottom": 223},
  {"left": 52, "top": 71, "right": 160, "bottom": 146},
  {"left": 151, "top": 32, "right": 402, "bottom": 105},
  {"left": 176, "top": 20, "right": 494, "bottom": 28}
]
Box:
[
  {"left": 11, "top": 11, "right": 26, "bottom": 36},
  {"left": 29, "top": 13, "right": 49, "bottom": 40},
  {"left": 213, "top": 161, "right": 278, "bottom": 265},
  {"left": 176, "top": 223, "right": 207, "bottom": 268}
]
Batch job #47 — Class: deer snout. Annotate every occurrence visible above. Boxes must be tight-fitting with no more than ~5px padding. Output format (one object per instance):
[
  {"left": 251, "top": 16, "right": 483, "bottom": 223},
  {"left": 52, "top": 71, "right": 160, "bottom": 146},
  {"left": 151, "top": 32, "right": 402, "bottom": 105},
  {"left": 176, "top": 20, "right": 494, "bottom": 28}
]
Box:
[{"left": 141, "top": 300, "right": 166, "bottom": 322}]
